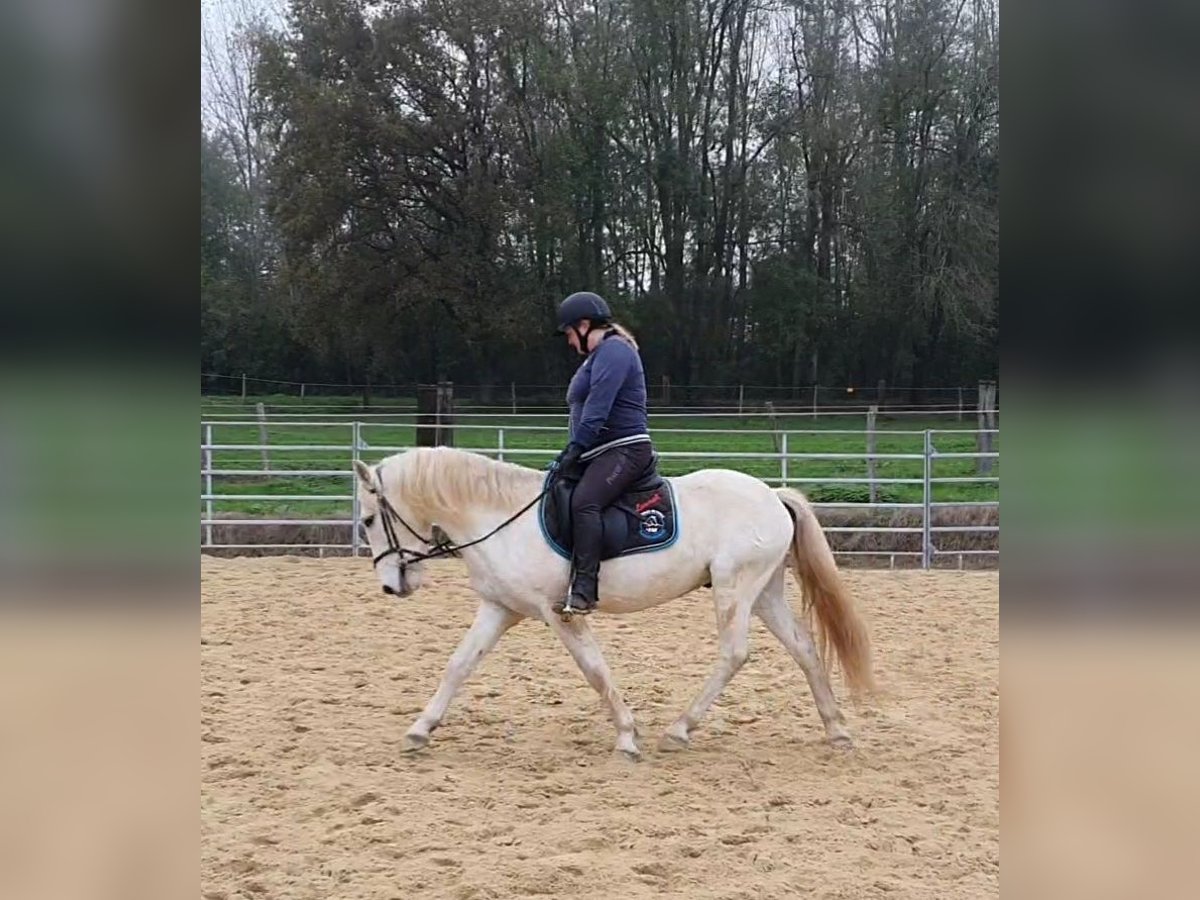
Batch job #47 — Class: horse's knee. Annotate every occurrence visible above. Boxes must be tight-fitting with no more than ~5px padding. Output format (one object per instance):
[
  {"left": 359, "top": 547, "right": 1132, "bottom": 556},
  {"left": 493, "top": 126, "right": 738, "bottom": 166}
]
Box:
[{"left": 725, "top": 642, "right": 750, "bottom": 671}]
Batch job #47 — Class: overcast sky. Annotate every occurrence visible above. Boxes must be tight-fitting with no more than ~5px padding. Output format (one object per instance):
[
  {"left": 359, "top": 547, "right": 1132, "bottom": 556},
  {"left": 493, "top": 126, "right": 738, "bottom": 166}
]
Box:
[{"left": 201, "top": 0, "right": 285, "bottom": 126}]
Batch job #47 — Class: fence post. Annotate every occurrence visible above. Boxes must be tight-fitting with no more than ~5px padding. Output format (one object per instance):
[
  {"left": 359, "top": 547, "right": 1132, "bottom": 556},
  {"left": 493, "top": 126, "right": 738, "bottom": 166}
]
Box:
[
  {"left": 256, "top": 402, "right": 271, "bottom": 471},
  {"left": 241, "top": 372, "right": 247, "bottom": 400},
  {"left": 780, "top": 431, "right": 789, "bottom": 486},
  {"left": 811, "top": 384, "right": 818, "bottom": 419},
  {"left": 511, "top": 382, "right": 517, "bottom": 415},
  {"left": 437, "top": 381, "right": 455, "bottom": 446},
  {"left": 203, "top": 423, "right": 213, "bottom": 548},
  {"left": 922, "top": 430, "right": 933, "bottom": 569},
  {"left": 497, "top": 427, "right": 505, "bottom": 463},
  {"left": 866, "top": 405, "right": 878, "bottom": 503},
  {"left": 417, "top": 382, "right": 456, "bottom": 447},
  {"left": 765, "top": 400, "right": 781, "bottom": 453},
  {"left": 977, "top": 380, "right": 997, "bottom": 474},
  {"left": 351, "top": 421, "right": 361, "bottom": 558},
  {"left": 957, "top": 386, "right": 964, "bottom": 422},
  {"left": 300, "top": 382, "right": 306, "bottom": 399},
  {"left": 738, "top": 384, "right": 744, "bottom": 414}
]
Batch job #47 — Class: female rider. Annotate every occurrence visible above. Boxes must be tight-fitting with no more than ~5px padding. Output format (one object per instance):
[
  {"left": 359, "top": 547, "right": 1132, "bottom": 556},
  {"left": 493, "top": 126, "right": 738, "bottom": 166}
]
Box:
[{"left": 552, "top": 291, "right": 654, "bottom": 616}]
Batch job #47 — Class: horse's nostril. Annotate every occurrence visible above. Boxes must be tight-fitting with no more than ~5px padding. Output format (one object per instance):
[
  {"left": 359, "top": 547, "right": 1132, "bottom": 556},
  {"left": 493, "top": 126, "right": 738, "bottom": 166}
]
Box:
[{"left": 382, "top": 584, "right": 396, "bottom": 596}]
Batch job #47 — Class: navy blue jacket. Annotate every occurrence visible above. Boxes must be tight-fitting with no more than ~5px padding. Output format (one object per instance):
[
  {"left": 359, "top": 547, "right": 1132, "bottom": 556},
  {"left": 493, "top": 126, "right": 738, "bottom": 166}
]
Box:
[{"left": 566, "top": 332, "right": 650, "bottom": 456}]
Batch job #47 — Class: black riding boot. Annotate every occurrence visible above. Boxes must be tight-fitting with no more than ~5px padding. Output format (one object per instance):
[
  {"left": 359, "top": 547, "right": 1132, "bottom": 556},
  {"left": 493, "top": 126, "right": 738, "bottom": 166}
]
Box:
[
  {"left": 565, "top": 560, "right": 599, "bottom": 614},
  {"left": 558, "top": 508, "right": 602, "bottom": 615}
]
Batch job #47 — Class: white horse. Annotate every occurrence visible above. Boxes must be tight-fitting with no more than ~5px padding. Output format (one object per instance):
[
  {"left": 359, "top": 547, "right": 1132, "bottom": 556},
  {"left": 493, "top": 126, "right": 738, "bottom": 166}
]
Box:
[{"left": 353, "top": 446, "right": 875, "bottom": 759}]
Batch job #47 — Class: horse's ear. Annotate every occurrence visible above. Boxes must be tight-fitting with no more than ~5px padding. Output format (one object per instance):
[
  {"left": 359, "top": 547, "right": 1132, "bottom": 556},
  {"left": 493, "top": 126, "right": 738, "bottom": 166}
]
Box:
[{"left": 353, "top": 460, "right": 374, "bottom": 489}]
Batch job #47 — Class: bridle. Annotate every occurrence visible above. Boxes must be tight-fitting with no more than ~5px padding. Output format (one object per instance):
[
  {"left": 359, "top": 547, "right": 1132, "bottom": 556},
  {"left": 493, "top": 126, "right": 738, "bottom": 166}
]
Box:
[
  {"left": 366, "top": 471, "right": 549, "bottom": 577},
  {"left": 368, "top": 486, "right": 441, "bottom": 573}
]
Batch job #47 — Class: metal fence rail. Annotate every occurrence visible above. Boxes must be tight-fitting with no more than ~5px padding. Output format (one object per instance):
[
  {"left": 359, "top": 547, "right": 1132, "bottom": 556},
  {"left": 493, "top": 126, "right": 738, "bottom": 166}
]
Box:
[{"left": 199, "top": 420, "right": 999, "bottom": 569}]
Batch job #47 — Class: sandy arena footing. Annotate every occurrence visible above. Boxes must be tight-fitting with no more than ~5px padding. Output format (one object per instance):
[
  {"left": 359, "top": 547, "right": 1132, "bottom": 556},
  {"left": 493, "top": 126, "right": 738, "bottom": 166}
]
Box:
[{"left": 202, "top": 557, "right": 998, "bottom": 899}]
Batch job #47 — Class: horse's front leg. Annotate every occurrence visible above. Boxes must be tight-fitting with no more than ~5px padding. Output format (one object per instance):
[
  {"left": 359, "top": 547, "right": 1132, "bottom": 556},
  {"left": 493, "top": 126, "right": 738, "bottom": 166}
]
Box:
[
  {"left": 548, "top": 616, "right": 641, "bottom": 760},
  {"left": 403, "top": 600, "right": 522, "bottom": 751}
]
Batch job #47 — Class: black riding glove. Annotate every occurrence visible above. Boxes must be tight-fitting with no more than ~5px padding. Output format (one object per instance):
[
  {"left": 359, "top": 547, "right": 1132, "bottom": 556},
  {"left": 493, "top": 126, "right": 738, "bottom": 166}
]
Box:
[{"left": 554, "top": 442, "right": 585, "bottom": 478}]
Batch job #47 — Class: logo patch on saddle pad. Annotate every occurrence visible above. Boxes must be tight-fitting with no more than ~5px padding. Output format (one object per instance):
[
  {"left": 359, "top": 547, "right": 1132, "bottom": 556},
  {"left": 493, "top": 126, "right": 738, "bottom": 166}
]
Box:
[
  {"left": 539, "top": 473, "right": 680, "bottom": 561},
  {"left": 637, "top": 508, "right": 667, "bottom": 541}
]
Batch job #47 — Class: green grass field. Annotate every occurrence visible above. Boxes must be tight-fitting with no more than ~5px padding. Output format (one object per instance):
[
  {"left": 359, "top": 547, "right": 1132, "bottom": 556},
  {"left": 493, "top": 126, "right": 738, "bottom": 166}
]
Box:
[{"left": 201, "top": 395, "right": 999, "bottom": 519}]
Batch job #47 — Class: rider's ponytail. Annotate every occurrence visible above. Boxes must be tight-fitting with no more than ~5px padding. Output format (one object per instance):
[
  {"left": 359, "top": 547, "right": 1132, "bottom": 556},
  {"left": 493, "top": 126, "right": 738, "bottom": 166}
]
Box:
[{"left": 606, "top": 322, "right": 639, "bottom": 351}]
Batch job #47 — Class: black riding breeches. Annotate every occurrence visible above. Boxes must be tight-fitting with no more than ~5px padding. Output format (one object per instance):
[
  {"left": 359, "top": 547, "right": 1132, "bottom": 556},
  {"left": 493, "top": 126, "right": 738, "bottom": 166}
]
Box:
[{"left": 569, "top": 442, "right": 655, "bottom": 573}]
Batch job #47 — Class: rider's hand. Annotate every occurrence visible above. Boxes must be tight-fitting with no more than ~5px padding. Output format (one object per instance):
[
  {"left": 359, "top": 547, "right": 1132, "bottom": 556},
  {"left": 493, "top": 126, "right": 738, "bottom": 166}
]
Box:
[{"left": 553, "top": 442, "right": 584, "bottom": 476}]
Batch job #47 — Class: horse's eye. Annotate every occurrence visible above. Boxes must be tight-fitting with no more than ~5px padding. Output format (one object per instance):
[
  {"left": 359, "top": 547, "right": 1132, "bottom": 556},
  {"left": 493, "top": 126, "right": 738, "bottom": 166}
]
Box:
[{"left": 363, "top": 515, "right": 375, "bottom": 528}]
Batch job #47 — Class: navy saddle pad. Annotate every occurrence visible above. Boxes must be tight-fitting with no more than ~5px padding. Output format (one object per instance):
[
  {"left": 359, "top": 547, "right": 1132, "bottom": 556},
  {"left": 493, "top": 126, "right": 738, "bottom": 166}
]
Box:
[{"left": 538, "top": 466, "right": 680, "bottom": 561}]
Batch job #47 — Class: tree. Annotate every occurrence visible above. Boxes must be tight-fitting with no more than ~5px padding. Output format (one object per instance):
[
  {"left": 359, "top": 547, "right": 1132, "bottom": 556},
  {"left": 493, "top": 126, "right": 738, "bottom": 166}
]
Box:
[{"left": 201, "top": 0, "right": 999, "bottom": 396}]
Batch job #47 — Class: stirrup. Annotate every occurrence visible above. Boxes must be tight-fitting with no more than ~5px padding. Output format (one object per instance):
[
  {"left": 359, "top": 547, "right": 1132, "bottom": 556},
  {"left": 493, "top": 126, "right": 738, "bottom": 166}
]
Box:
[{"left": 555, "top": 592, "right": 596, "bottom": 618}]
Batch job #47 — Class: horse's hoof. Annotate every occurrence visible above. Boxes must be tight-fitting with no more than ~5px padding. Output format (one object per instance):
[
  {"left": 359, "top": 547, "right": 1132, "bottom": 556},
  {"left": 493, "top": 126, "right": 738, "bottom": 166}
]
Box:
[
  {"left": 402, "top": 732, "right": 430, "bottom": 753},
  {"left": 828, "top": 734, "right": 854, "bottom": 751},
  {"left": 614, "top": 731, "right": 642, "bottom": 760},
  {"left": 658, "top": 732, "right": 690, "bottom": 753}
]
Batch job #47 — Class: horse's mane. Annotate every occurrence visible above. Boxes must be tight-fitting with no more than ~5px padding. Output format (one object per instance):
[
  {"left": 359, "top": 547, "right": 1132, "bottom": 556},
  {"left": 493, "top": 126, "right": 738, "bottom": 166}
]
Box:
[{"left": 377, "top": 446, "right": 542, "bottom": 515}]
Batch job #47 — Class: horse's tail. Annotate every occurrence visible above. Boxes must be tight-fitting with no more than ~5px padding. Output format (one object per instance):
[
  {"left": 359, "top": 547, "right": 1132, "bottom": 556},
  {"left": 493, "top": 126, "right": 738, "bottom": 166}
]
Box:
[{"left": 775, "top": 487, "right": 876, "bottom": 697}]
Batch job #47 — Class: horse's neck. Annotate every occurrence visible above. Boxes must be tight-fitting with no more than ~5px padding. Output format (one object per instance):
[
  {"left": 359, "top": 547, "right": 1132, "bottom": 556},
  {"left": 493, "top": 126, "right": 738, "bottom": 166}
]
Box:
[
  {"left": 420, "top": 460, "right": 540, "bottom": 543},
  {"left": 433, "top": 504, "right": 500, "bottom": 545}
]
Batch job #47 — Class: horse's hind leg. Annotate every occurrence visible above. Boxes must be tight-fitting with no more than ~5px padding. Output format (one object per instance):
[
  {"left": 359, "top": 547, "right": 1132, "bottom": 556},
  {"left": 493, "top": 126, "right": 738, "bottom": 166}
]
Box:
[
  {"left": 548, "top": 616, "right": 641, "bottom": 760},
  {"left": 403, "top": 600, "right": 522, "bottom": 752},
  {"left": 660, "top": 561, "right": 776, "bottom": 751},
  {"left": 753, "top": 566, "right": 852, "bottom": 747}
]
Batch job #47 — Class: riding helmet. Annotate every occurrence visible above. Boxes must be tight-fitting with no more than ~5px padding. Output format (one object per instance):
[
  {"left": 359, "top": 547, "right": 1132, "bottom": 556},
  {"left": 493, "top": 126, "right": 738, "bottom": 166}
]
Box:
[{"left": 556, "top": 291, "right": 612, "bottom": 332}]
